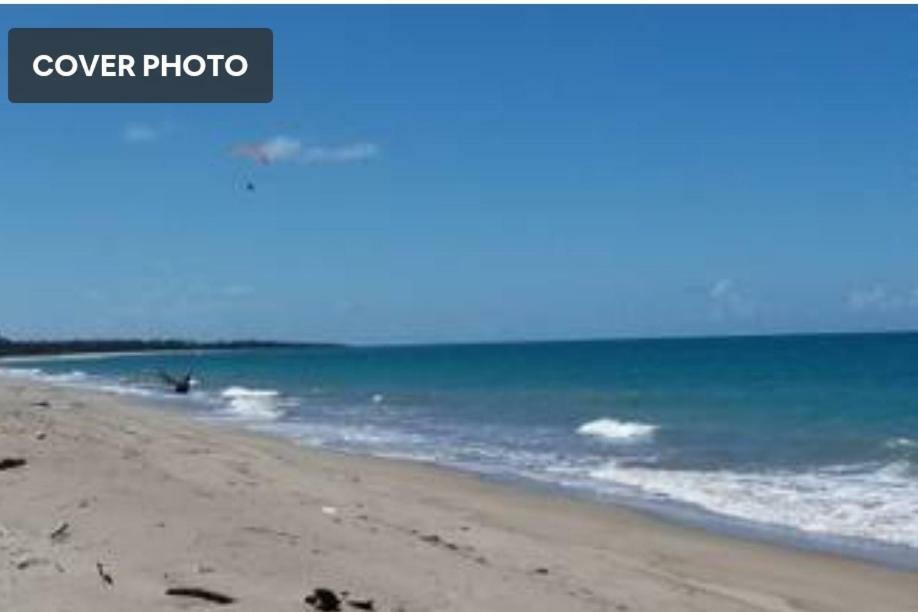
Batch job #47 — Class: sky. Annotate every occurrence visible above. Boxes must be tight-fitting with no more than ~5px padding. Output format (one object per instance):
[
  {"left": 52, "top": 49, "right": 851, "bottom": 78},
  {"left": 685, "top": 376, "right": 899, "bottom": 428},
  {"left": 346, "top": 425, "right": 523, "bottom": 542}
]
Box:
[{"left": 2, "top": 5, "right": 918, "bottom": 345}]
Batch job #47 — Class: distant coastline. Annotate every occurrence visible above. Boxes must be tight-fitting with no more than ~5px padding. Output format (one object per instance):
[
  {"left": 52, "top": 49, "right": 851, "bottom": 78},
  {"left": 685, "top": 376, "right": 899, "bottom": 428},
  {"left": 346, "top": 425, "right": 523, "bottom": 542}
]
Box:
[{"left": 0, "top": 337, "right": 342, "bottom": 358}]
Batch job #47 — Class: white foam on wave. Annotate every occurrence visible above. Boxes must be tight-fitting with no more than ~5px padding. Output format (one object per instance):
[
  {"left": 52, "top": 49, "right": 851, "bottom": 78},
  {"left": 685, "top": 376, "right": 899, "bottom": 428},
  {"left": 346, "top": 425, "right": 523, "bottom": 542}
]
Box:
[
  {"left": 220, "top": 386, "right": 284, "bottom": 420},
  {"left": 42, "top": 370, "right": 89, "bottom": 383},
  {"left": 589, "top": 460, "right": 918, "bottom": 548},
  {"left": 0, "top": 367, "right": 44, "bottom": 378},
  {"left": 886, "top": 437, "right": 917, "bottom": 449},
  {"left": 0, "top": 366, "right": 161, "bottom": 398},
  {"left": 577, "top": 418, "right": 657, "bottom": 442},
  {"left": 247, "top": 419, "right": 434, "bottom": 460}
]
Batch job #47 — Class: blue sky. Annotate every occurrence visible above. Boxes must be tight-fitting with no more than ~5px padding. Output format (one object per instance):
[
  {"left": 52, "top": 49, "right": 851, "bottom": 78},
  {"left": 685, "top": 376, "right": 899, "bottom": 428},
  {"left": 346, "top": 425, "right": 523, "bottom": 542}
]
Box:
[{"left": 2, "top": 6, "right": 918, "bottom": 344}]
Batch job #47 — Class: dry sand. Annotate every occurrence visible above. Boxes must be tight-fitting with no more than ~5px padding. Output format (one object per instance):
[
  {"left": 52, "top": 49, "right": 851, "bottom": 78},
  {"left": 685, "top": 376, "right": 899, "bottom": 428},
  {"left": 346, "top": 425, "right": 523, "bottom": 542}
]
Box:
[{"left": 1, "top": 377, "right": 915, "bottom": 611}]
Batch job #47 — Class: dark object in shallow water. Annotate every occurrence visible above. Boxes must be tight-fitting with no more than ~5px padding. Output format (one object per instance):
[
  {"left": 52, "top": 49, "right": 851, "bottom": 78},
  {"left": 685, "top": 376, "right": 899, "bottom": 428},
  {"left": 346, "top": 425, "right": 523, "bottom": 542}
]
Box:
[
  {"left": 305, "top": 588, "right": 341, "bottom": 611},
  {"left": 159, "top": 371, "right": 193, "bottom": 394},
  {"left": 96, "top": 562, "right": 114, "bottom": 587},
  {"left": 0, "top": 458, "right": 27, "bottom": 471},
  {"left": 166, "top": 587, "right": 236, "bottom": 605},
  {"left": 346, "top": 598, "right": 374, "bottom": 610}
]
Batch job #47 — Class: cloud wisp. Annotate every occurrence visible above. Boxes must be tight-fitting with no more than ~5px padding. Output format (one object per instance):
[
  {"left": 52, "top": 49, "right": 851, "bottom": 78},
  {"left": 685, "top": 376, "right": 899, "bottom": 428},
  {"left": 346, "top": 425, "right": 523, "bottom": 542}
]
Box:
[
  {"left": 232, "top": 136, "right": 379, "bottom": 166},
  {"left": 846, "top": 285, "right": 918, "bottom": 313},
  {"left": 123, "top": 123, "right": 159, "bottom": 143},
  {"left": 301, "top": 142, "right": 379, "bottom": 165},
  {"left": 708, "top": 278, "right": 757, "bottom": 321},
  {"left": 123, "top": 122, "right": 173, "bottom": 144}
]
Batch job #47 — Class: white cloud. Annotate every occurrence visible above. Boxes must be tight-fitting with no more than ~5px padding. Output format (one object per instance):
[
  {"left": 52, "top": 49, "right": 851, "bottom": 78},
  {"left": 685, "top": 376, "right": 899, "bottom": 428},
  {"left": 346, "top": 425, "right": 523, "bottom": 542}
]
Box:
[
  {"left": 234, "top": 135, "right": 302, "bottom": 164},
  {"left": 709, "top": 278, "right": 734, "bottom": 300},
  {"left": 123, "top": 121, "right": 175, "bottom": 144},
  {"left": 300, "top": 142, "right": 379, "bottom": 164},
  {"left": 708, "top": 278, "right": 756, "bottom": 320},
  {"left": 233, "top": 136, "right": 379, "bottom": 166},
  {"left": 123, "top": 123, "right": 159, "bottom": 143},
  {"left": 846, "top": 285, "right": 918, "bottom": 313}
]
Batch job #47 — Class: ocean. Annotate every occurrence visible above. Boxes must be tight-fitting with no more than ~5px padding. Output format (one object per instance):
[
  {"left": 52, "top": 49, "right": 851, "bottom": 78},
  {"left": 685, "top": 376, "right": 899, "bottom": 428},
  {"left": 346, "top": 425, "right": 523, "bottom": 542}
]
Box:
[{"left": 3, "top": 333, "right": 917, "bottom": 567}]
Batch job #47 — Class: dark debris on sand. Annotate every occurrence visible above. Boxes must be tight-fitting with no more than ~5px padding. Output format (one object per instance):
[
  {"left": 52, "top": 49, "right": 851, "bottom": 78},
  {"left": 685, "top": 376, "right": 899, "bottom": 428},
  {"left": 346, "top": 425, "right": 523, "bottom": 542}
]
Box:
[
  {"left": 305, "top": 587, "right": 376, "bottom": 611},
  {"left": 49, "top": 521, "right": 70, "bottom": 542},
  {"left": 96, "top": 562, "right": 114, "bottom": 587},
  {"left": 305, "top": 588, "right": 341, "bottom": 611},
  {"left": 0, "top": 457, "right": 27, "bottom": 471},
  {"left": 166, "top": 587, "right": 237, "bottom": 605}
]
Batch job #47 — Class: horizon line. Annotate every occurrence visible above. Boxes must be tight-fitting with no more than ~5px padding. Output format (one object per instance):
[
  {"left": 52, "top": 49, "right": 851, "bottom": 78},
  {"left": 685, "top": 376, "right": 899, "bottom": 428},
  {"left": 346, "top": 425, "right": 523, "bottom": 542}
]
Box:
[{"left": 4, "top": 327, "right": 918, "bottom": 352}]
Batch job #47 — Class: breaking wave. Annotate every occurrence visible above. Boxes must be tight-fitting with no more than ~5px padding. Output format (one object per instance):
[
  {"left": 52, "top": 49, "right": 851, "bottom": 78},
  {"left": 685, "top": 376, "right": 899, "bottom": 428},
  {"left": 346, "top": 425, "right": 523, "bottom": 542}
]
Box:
[
  {"left": 589, "top": 460, "right": 918, "bottom": 548},
  {"left": 220, "top": 386, "right": 285, "bottom": 420},
  {"left": 886, "top": 437, "right": 916, "bottom": 450},
  {"left": 577, "top": 418, "right": 657, "bottom": 442}
]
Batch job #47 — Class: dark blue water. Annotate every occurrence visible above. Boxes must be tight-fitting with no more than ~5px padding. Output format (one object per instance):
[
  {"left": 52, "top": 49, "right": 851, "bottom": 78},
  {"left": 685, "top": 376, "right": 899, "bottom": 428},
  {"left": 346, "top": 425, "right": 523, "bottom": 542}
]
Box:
[{"left": 4, "top": 333, "right": 918, "bottom": 563}]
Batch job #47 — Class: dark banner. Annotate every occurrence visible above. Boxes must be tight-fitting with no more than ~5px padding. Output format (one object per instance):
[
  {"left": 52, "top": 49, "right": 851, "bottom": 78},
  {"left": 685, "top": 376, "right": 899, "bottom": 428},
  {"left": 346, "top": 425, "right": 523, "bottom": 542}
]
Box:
[{"left": 8, "top": 28, "right": 273, "bottom": 103}]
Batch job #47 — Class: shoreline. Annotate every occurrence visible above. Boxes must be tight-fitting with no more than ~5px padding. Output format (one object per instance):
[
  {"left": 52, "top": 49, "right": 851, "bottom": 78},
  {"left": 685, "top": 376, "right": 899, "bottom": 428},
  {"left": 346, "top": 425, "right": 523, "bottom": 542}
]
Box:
[
  {"left": 1, "top": 377, "right": 915, "bottom": 611},
  {"left": 466, "top": 465, "right": 918, "bottom": 573},
  {"left": 4, "top": 363, "right": 916, "bottom": 571}
]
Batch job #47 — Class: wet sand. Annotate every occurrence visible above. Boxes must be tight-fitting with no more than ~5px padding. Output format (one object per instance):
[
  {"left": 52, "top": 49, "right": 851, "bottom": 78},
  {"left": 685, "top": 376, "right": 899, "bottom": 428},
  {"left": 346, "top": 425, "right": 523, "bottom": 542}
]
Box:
[{"left": 1, "top": 377, "right": 915, "bottom": 611}]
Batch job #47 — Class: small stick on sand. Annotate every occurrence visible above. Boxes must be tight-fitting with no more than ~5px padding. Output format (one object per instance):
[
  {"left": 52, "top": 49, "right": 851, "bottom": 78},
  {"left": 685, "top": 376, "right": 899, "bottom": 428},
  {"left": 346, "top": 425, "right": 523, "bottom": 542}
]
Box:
[
  {"left": 166, "top": 587, "right": 236, "bottom": 605},
  {"left": 96, "top": 562, "right": 113, "bottom": 587},
  {"left": 49, "top": 521, "right": 70, "bottom": 542}
]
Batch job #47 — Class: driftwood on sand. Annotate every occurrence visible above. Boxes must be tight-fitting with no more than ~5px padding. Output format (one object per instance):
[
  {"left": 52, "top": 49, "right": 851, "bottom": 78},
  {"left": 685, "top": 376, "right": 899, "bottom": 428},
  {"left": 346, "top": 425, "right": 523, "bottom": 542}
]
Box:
[
  {"left": 0, "top": 457, "right": 27, "bottom": 471},
  {"left": 166, "top": 587, "right": 237, "bottom": 605},
  {"left": 304, "top": 587, "right": 375, "bottom": 611},
  {"left": 96, "top": 562, "right": 114, "bottom": 587},
  {"left": 49, "top": 521, "right": 70, "bottom": 542}
]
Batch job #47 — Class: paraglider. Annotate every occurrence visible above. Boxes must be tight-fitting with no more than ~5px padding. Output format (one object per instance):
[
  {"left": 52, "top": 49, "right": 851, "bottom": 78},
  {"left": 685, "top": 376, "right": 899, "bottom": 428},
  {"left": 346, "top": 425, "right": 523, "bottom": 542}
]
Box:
[
  {"left": 230, "top": 137, "right": 300, "bottom": 195},
  {"left": 233, "top": 136, "right": 302, "bottom": 165},
  {"left": 230, "top": 168, "right": 258, "bottom": 195}
]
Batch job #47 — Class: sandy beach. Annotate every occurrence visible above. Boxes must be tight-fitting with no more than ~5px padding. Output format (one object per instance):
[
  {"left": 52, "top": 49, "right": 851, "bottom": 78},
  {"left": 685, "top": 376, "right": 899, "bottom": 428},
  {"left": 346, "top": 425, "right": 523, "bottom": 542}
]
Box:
[{"left": 1, "top": 377, "right": 915, "bottom": 612}]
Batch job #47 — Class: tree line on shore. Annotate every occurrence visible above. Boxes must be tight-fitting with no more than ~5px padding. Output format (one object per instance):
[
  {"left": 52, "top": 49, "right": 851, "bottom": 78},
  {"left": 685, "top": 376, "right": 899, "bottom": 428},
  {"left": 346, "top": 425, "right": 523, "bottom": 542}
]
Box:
[{"left": 0, "top": 335, "right": 339, "bottom": 357}]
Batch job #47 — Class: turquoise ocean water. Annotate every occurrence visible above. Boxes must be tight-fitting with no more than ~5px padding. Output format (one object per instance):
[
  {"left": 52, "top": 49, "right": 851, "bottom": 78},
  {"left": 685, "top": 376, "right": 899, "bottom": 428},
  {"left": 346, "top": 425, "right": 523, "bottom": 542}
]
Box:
[{"left": 4, "top": 333, "right": 917, "bottom": 567}]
